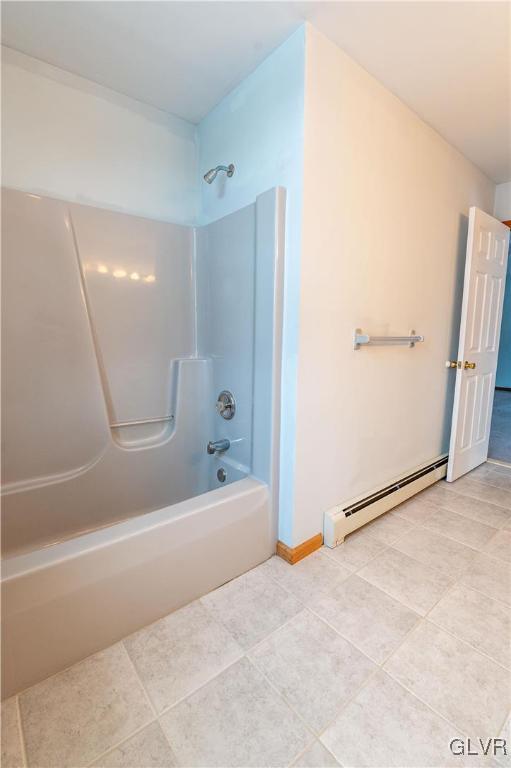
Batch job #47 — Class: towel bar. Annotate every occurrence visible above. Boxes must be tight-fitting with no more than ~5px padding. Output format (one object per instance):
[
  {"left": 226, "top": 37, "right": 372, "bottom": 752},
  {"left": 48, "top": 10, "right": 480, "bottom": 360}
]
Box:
[{"left": 354, "top": 328, "right": 424, "bottom": 350}]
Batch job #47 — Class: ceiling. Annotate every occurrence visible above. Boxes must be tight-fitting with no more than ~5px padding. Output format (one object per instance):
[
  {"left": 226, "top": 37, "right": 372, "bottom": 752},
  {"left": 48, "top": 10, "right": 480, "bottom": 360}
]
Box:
[{"left": 2, "top": 2, "right": 510, "bottom": 182}]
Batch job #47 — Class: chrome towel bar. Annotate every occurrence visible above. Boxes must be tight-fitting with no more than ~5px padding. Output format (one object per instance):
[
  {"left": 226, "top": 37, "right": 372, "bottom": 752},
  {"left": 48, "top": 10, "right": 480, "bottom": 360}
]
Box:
[
  {"left": 354, "top": 328, "right": 424, "bottom": 350},
  {"left": 110, "top": 415, "right": 174, "bottom": 429}
]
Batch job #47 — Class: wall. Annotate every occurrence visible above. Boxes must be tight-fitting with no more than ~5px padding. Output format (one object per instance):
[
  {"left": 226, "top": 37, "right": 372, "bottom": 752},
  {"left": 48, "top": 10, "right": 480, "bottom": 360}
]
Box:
[
  {"left": 2, "top": 189, "right": 212, "bottom": 556},
  {"left": 494, "top": 182, "right": 511, "bottom": 388},
  {"left": 495, "top": 249, "right": 511, "bottom": 389},
  {"left": 494, "top": 182, "right": 511, "bottom": 221},
  {"left": 197, "top": 27, "right": 305, "bottom": 544},
  {"left": 71, "top": 203, "right": 195, "bottom": 424},
  {"left": 288, "top": 25, "right": 495, "bottom": 546},
  {"left": 1, "top": 47, "right": 199, "bottom": 223}
]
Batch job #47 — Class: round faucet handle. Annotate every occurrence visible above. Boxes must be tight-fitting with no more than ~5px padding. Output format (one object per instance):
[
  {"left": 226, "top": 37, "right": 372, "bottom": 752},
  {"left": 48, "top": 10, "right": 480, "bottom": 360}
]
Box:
[{"left": 216, "top": 390, "right": 236, "bottom": 420}]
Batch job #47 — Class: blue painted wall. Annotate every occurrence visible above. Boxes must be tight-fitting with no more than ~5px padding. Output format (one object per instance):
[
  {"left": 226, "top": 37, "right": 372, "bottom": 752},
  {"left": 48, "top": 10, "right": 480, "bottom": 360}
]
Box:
[
  {"left": 496, "top": 241, "right": 511, "bottom": 388},
  {"left": 197, "top": 27, "right": 305, "bottom": 544}
]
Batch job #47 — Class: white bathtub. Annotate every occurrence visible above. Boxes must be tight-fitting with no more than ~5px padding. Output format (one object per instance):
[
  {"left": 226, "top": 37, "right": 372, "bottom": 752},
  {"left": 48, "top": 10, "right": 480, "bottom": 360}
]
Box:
[
  {"left": 1, "top": 477, "right": 274, "bottom": 699},
  {"left": 2, "top": 186, "right": 285, "bottom": 699}
]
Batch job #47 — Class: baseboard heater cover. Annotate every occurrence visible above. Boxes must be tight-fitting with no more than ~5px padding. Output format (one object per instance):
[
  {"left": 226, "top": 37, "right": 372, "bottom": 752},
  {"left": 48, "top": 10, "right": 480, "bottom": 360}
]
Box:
[{"left": 324, "top": 456, "right": 448, "bottom": 547}]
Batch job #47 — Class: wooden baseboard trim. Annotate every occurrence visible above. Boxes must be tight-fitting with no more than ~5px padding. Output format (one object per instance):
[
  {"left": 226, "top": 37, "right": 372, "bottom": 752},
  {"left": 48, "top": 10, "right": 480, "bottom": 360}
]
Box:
[{"left": 276, "top": 533, "right": 323, "bottom": 565}]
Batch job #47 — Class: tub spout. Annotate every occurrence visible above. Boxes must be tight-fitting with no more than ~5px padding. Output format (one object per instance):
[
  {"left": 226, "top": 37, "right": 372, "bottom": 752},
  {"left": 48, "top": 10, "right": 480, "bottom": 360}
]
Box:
[{"left": 207, "top": 439, "right": 230, "bottom": 454}]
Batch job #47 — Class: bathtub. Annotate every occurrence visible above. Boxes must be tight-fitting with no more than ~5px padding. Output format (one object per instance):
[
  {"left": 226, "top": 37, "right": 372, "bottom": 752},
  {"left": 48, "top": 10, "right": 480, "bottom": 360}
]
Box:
[
  {"left": 2, "top": 477, "right": 274, "bottom": 699},
  {"left": 1, "top": 186, "right": 285, "bottom": 698}
]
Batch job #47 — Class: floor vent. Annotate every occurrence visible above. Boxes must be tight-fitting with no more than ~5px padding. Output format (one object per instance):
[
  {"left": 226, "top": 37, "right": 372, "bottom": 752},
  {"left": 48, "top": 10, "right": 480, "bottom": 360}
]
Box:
[{"left": 324, "top": 456, "right": 448, "bottom": 547}]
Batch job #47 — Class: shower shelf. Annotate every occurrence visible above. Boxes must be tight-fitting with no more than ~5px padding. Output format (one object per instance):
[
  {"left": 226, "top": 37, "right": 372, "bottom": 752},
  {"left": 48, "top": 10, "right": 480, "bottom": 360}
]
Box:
[
  {"left": 354, "top": 328, "right": 424, "bottom": 350},
  {"left": 110, "top": 415, "right": 174, "bottom": 428}
]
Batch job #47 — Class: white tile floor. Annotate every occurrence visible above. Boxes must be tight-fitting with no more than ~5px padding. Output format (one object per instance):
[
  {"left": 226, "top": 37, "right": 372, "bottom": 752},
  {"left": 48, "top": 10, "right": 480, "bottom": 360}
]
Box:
[{"left": 2, "top": 463, "right": 511, "bottom": 768}]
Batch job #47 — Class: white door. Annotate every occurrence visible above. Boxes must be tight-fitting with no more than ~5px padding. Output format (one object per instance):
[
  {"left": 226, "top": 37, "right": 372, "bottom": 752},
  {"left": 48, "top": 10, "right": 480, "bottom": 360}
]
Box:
[{"left": 447, "top": 207, "right": 509, "bottom": 481}]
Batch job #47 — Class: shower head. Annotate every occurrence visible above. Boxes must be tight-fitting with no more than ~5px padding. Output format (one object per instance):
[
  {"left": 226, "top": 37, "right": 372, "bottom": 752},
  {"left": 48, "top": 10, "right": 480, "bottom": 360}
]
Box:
[{"left": 203, "top": 164, "right": 235, "bottom": 184}]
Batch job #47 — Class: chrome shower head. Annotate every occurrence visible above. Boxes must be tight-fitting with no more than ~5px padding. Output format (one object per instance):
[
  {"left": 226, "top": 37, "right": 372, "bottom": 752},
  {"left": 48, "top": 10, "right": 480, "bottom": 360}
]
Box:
[
  {"left": 203, "top": 168, "right": 218, "bottom": 184},
  {"left": 203, "top": 164, "right": 235, "bottom": 184}
]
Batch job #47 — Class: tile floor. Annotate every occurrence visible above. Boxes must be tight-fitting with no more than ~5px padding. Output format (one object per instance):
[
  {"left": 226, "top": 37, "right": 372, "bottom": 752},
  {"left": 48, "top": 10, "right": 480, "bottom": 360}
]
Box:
[{"left": 2, "top": 462, "right": 511, "bottom": 768}]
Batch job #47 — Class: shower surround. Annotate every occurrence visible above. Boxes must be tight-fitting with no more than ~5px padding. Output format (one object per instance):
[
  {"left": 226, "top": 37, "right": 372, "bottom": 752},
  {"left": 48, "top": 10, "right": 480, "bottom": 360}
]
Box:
[{"left": 1, "top": 186, "right": 285, "bottom": 697}]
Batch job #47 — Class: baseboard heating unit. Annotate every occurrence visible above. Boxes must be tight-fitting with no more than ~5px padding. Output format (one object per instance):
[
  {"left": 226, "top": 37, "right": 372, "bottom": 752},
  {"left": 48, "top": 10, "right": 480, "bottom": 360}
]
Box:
[{"left": 324, "top": 455, "right": 448, "bottom": 547}]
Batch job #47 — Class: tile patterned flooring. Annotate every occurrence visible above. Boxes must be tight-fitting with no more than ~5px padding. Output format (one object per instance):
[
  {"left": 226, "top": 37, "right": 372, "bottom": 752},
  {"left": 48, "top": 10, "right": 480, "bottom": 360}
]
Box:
[{"left": 2, "top": 462, "right": 511, "bottom": 768}]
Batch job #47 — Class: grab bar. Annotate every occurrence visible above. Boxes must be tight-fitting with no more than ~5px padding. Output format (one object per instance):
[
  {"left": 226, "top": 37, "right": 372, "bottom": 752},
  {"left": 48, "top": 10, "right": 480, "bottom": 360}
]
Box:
[
  {"left": 354, "top": 328, "right": 424, "bottom": 350},
  {"left": 110, "top": 415, "right": 174, "bottom": 428}
]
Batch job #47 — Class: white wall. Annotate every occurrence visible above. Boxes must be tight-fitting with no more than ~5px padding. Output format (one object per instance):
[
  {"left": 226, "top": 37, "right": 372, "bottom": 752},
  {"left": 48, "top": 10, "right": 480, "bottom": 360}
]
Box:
[
  {"left": 288, "top": 26, "right": 495, "bottom": 546},
  {"left": 494, "top": 182, "right": 511, "bottom": 221},
  {"left": 1, "top": 48, "right": 199, "bottom": 223}
]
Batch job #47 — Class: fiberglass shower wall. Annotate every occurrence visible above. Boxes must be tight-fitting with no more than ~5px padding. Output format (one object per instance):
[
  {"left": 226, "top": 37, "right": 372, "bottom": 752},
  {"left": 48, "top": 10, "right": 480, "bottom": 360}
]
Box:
[
  {"left": 2, "top": 187, "right": 283, "bottom": 557},
  {"left": 197, "top": 189, "right": 286, "bottom": 495},
  {"left": 196, "top": 203, "right": 256, "bottom": 481},
  {"left": 1, "top": 188, "right": 212, "bottom": 556}
]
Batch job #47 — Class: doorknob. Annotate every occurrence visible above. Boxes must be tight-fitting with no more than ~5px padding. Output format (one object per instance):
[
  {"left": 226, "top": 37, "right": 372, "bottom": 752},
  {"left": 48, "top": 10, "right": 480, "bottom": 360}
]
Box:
[
  {"left": 464, "top": 361, "right": 476, "bottom": 370},
  {"left": 445, "top": 360, "right": 460, "bottom": 369}
]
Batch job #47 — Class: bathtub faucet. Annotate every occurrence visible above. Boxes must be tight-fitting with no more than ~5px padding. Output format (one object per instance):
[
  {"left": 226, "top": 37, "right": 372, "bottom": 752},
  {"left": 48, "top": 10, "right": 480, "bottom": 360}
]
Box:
[{"left": 207, "top": 438, "right": 230, "bottom": 454}]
